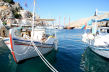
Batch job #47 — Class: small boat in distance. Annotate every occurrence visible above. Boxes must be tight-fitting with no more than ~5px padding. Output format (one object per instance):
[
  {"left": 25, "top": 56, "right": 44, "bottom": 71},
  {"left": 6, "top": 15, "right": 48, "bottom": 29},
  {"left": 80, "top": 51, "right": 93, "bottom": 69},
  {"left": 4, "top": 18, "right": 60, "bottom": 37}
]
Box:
[
  {"left": 64, "top": 26, "right": 75, "bottom": 29},
  {"left": 64, "top": 16, "right": 75, "bottom": 29}
]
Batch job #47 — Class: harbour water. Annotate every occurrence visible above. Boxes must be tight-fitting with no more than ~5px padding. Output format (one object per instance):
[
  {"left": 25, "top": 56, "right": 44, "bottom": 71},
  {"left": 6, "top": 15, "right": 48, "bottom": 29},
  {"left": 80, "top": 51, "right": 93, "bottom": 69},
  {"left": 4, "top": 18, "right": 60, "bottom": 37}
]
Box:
[{"left": 0, "top": 29, "right": 109, "bottom": 72}]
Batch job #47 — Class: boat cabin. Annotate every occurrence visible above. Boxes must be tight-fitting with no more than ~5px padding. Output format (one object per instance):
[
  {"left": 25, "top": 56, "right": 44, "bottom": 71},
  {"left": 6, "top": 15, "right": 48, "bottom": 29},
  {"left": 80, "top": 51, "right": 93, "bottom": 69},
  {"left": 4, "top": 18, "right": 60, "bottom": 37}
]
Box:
[{"left": 98, "top": 27, "right": 109, "bottom": 34}]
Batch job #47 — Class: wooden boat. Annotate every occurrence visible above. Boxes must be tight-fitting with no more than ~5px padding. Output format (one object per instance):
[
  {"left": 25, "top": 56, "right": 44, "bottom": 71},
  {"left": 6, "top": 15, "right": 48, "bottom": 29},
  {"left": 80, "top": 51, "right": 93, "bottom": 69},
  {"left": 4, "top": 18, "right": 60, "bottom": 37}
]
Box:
[
  {"left": 64, "top": 26, "right": 75, "bottom": 29},
  {"left": 4, "top": 26, "right": 57, "bottom": 63},
  {"left": 0, "top": 17, "right": 57, "bottom": 63},
  {"left": 1, "top": 0, "right": 58, "bottom": 63}
]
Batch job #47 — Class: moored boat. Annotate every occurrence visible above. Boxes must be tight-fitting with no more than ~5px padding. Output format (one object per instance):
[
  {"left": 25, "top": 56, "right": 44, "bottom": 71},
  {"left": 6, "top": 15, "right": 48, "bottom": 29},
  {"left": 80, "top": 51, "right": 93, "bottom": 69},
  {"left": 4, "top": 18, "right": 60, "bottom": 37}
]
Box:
[
  {"left": 64, "top": 26, "right": 75, "bottom": 29},
  {"left": 4, "top": 26, "right": 57, "bottom": 63},
  {"left": 2, "top": 0, "right": 58, "bottom": 63},
  {"left": 82, "top": 18, "right": 109, "bottom": 59}
]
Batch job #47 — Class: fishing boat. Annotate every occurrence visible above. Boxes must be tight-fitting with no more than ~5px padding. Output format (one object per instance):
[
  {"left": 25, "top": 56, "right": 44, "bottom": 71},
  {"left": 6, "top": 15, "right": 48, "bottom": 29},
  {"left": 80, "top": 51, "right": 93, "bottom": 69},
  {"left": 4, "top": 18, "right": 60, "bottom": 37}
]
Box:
[
  {"left": 82, "top": 18, "right": 109, "bottom": 59},
  {"left": 4, "top": 24, "right": 57, "bottom": 63},
  {"left": 2, "top": 0, "right": 58, "bottom": 63}
]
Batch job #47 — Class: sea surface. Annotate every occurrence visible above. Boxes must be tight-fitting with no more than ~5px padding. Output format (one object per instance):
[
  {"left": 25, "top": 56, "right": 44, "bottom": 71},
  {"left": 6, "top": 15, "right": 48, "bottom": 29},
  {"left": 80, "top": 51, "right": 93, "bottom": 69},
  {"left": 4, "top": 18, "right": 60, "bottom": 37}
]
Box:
[{"left": 0, "top": 29, "right": 109, "bottom": 72}]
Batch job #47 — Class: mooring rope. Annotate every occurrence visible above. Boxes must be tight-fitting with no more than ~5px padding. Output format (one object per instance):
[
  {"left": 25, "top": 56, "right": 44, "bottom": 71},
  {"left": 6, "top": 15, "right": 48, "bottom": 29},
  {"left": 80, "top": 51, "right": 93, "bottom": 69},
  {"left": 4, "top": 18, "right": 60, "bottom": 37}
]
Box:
[
  {"left": 29, "top": 33, "right": 58, "bottom": 72},
  {"left": 11, "top": 33, "right": 58, "bottom": 71},
  {"left": 31, "top": 41, "right": 58, "bottom": 72}
]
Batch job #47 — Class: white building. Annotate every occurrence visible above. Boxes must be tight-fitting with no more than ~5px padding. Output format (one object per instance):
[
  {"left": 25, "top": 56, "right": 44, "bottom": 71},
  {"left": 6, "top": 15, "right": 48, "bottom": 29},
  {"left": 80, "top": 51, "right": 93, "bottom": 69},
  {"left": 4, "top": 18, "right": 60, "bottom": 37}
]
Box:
[{"left": 19, "top": 10, "right": 32, "bottom": 18}]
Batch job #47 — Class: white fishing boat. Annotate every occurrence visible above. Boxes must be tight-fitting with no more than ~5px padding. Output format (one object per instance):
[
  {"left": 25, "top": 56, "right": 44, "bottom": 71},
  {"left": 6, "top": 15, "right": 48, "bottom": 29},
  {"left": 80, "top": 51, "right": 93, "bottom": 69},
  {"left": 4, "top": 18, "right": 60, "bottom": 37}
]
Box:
[
  {"left": 82, "top": 18, "right": 109, "bottom": 59},
  {"left": 4, "top": 25, "right": 57, "bottom": 63},
  {"left": 0, "top": 0, "right": 59, "bottom": 71},
  {"left": 2, "top": 0, "right": 58, "bottom": 63}
]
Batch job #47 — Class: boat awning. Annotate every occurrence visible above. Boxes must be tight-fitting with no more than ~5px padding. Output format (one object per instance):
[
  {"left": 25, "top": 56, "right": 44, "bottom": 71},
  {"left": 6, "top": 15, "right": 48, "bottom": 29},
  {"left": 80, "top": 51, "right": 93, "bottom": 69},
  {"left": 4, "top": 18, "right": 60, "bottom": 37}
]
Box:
[
  {"left": 97, "top": 18, "right": 109, "bottom": 22},
  {"left": 26, "top": 18, "right": 55, "bottom": 21},
  {"left": 35, "top": 19, "right": 55, "bottom": 21},
  {"left": 87, "top": 18, "right": 109, "bottom": 26}
]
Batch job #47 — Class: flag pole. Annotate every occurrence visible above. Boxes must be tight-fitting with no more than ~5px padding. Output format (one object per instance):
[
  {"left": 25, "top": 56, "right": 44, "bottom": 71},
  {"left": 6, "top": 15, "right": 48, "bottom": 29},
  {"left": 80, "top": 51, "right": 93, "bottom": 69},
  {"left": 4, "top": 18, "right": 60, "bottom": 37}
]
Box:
[{"left": 31, "top": 0, "right": 35, "bottom": 42}]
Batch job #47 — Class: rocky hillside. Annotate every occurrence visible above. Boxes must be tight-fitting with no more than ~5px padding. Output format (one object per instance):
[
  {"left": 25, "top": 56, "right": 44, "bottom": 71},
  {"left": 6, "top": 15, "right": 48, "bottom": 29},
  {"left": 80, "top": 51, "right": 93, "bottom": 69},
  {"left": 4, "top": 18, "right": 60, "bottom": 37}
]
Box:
[
  {"left": 70, "top": 13, "right": 109, "bottom": 28},
  {"left": 0, "top": 0, "right": 23, "bottom": 22}
]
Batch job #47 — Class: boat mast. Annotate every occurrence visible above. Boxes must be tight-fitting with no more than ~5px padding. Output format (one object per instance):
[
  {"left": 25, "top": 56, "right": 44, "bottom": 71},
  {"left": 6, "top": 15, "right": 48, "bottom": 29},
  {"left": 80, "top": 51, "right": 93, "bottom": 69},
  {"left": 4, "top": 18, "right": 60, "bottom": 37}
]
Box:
[
  {"left": 59, "top": 16, "right": 60, "bottom": 28},
  {"left": 69, "top": 16, "right": 70, "bottom": 27},
  {"left": 31, "top": 0, "right": 36, "bottom": 41},
  {"left": 93, "top": 9, "right": 98, "bottom": 35},
  {"left": 64, "top": 16, "right": 65, "bottom": 27}
]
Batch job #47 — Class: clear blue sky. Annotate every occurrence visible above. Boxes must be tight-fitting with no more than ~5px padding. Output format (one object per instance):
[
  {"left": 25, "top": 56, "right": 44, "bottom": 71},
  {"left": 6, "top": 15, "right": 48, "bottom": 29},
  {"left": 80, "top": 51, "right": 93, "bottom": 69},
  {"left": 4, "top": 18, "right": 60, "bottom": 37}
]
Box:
[{"left": 14, "top": 0, "right": 109, "bottom": 25}]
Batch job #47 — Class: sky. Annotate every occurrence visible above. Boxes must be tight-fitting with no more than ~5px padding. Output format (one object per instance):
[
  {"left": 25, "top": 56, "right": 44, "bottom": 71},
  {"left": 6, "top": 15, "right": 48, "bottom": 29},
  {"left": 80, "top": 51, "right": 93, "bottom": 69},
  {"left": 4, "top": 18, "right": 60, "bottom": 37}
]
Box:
[{"left": 13, "top": 0, "right": 109, "bottom": 26}]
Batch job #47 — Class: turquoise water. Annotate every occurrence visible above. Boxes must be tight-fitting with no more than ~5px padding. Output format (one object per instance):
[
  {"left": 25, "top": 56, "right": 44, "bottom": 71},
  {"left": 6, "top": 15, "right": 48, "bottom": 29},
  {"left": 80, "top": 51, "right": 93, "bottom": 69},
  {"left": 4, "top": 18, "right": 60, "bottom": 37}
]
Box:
[
  {"left": 80, "top": 47, "right": 109, "bottom": 72},
  {"left": 0, "top": 29, "right": 109, "bottom": 72}
]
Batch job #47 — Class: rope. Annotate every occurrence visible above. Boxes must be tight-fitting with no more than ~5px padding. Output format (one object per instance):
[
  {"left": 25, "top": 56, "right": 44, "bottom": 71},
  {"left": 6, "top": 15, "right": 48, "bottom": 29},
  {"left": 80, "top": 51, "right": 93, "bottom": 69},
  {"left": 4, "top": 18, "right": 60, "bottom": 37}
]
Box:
[
  {"left": 11, "top": 29, "right": 58, "bottom": 72},
  {"left": 27, "top": 34, "right": 58, "bottom": 72},
  {"left": 31, "top": 41, "right": 58, "bottom": 72}
]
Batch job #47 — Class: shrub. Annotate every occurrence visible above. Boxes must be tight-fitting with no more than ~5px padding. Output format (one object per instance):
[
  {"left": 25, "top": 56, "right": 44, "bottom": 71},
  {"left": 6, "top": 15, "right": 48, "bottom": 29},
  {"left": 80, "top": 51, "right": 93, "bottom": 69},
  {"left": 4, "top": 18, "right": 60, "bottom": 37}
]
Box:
[
  {"left": 3, "top": 21, "right": 7, "bottom": 25},
  {"left": 12, "top": 10, "right": 22, "bottom": 19},
  {"left": 3, "top": 0, "right": 14, "bottom": 4},
  {"left": 14, "top": 13, "right": 21, "bottom": 19}
]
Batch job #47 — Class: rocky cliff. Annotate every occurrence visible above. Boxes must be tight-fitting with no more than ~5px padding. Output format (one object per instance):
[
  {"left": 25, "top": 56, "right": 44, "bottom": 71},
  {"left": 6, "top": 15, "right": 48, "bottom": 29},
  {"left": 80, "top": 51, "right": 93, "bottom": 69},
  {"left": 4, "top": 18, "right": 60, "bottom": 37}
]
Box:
[
  {"left": 0, "top": 0, "right": 23, "bottom": 22},
  {"left": 70, "top": 13, "right": 109, "bottom": 28}
]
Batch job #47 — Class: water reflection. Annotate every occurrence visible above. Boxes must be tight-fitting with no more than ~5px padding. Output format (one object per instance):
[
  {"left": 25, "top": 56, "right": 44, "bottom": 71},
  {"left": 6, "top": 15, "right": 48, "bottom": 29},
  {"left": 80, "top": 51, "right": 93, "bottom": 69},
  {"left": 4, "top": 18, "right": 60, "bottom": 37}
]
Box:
[{"left": 80, "top": 47, "right": 109, "bottom": 72}]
